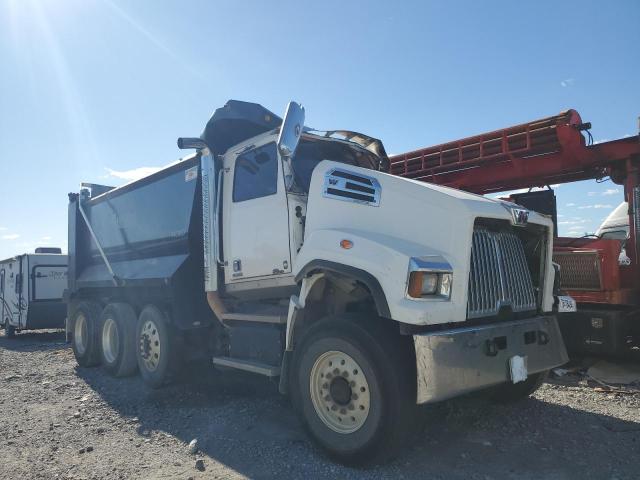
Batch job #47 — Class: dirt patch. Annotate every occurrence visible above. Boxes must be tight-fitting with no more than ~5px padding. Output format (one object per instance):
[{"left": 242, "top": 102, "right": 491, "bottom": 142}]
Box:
[{"left": 1, "top": 330, "right": 639, "bottom": 479}]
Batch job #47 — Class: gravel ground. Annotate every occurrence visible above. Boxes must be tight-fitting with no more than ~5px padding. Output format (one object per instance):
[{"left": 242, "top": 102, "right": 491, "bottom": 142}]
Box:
[{"left": 1, "top": 330, "right": 639, "bottom": 480}]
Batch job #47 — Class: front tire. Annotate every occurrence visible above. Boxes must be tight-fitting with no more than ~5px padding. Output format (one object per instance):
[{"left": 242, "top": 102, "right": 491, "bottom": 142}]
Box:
[
  {"left": 290, "top": 316, "right": 415, "bottom": 465},
  {"left": 136, "top": 305, "right": 180, "bottom": 388},
  {"left": 70, "top": 301, "right": 102, "bottom": 367},
  {"left": 100, "top": 303, "right": 138, "bottom": 377}
]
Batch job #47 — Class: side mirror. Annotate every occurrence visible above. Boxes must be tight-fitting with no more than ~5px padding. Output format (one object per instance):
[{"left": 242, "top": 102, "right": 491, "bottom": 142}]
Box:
[{"left": 277, "top": 101, "right": 305, "bottom": 158}]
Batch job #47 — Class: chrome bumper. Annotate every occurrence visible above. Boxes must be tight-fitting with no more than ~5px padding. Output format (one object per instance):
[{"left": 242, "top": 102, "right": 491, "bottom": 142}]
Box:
[{"left": 413, "top": 316, "right": 568, "bottom": 404}]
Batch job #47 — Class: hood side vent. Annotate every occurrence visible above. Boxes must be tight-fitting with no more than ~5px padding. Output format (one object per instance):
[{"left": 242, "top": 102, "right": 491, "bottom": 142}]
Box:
[{"left": 322, "top": 168, "right": 381, "bottom": 206}]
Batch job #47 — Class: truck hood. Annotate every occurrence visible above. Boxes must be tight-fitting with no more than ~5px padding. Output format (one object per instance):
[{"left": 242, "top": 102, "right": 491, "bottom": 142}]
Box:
[
  {"left": 297, "top": 160, "right": 554, "bottom": 325},
  {"left": 305, "top": 160, "right": 552, "bottom": 238}
]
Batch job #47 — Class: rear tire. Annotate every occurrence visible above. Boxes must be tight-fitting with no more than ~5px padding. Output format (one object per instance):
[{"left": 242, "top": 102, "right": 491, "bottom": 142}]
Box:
[
  {"left": 70, "top": 301, "right": 102, "bottom": 367},
  {"left": 100, "top": 303, "right": 138, "bottom": 377},
  {"left": 290, "top": 316, "right": 416, "bottom": 465},
  {"left": 489, "top": 370, "right": 548, "bottom": 403},
  {"left": 136, "top": 305, "right": 181, "bottom": 388}
]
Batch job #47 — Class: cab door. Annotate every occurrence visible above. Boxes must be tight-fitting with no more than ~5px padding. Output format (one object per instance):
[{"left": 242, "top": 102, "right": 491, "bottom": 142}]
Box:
[{"left": 223, "top": 141, "right": 292, "bottom": 283}]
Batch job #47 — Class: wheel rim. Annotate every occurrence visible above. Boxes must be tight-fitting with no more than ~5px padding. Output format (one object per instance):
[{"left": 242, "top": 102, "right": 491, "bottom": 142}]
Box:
[
  {"left": 74, "top": 313, "right": 88, "bottom": 355},
  {"left": 139, "top": 319, "right": 161, "bottom": 372},
  {"left": 309, "top": 350, "right": 371, "bottom": 434},
  {"left": 102, "top": 318, "right": 120, "bottom": 364}
]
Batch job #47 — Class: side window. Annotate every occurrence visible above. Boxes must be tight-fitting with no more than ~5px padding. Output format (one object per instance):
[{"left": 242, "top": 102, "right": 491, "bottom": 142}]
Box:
[{"left": 233, "top": 143, "right": 278, "bottom": 202}]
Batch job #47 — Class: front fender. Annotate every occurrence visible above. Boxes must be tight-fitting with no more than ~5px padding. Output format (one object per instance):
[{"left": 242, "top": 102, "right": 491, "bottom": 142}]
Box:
[{"left": 294, "top": 228, "right": 467, "bottom": 325}]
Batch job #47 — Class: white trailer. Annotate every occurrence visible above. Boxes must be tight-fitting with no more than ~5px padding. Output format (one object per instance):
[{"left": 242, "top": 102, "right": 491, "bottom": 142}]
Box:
[{"left": 0, "top": 248, "right": 68, "bottom": 337}]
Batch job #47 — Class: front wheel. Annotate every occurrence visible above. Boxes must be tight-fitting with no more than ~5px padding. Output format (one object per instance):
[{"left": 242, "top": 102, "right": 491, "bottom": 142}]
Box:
[{"left": 290, "top": 317, "right": 415, "bottom": 465}]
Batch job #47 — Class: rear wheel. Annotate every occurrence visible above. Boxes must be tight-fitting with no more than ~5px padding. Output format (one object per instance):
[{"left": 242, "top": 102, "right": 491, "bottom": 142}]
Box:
[
  {"left": 290, "top": 316, "right": 416, "bottom": 465},
  {"left": 136, "top": 305, "right": 181, "bottom": 388},
  {"left": 70, "top": 302, "right": 102, "bottom": 367},
  {"left": 100, "top": 303, "right": 138, "bottom": 377},
  {"left": 489, "top": 370, "right": 548, "bottom": 403}
]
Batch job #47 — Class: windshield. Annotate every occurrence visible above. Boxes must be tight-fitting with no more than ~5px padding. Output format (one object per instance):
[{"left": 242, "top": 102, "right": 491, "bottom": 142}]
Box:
[{"left": 290, "top": 137, "right": 381, "bottom": 193}]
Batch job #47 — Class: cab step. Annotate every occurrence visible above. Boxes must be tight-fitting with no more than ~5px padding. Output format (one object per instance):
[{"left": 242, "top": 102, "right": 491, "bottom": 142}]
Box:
[{"left": 212, "top": 356, "right": 280, "bottom": 377}]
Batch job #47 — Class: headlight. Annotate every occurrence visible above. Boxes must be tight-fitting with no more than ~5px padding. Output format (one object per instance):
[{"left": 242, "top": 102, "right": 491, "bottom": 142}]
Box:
[{"left": 406, "top": 257, "right": 453, "bottom": 300}]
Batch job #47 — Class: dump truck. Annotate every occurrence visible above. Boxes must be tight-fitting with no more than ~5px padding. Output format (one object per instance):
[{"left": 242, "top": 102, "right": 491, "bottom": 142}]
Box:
[
  {"left": 66, "top": 100, "right": 568, "bottom": 463},
  {"left": 1, "top": 248, "right": 68, "bottom": 337}
]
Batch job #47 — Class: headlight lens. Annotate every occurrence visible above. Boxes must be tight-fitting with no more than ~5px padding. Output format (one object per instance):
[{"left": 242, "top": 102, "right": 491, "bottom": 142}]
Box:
[
  {"left": 421, "top": 273, "right": 439, "bottom": 295},
  {"left": 408, "top": 271, "right": 452, "bottom": 299},
  {"left": 438, "top": 273, "right": 452, "bottom": 298}
]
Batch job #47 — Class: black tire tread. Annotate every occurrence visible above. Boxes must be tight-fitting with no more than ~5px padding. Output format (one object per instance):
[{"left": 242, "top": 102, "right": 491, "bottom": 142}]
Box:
[
  {"left": 136, "top": 305, "right": 181, "bottom": 389},
  {"left": 70, "top": 301, "right": 102, "bottom": 368},
  {"left": 290, "top": 315, "right": 417, "bottom": 465},
  {"left": 100, "top": 303, "right": 138, "bottom": 377}
]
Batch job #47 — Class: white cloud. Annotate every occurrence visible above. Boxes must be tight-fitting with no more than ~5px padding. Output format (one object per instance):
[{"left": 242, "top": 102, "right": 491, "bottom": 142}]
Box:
[
  {"left": 566, "top": 203, "right": 576, "bottom": 207},
  {"left": 2, "top": 234, "right": 20, "bottom": 240},
  {"left": 560, "top": 78, "right": 575, "bottom": 87},
  {"left": 42, "top": 236, "right": 52, "bottom": 240},
  {"left": 587, "top": 192, "right": 597, "bottom": 196},
  {"left": 0, "top": 227, "right": 6, "bottom": 231},
  {"left": 106, "top": 166, "right": 162, "bottom": 182},
  {"left": 602, "top": 188, "right": 620, "bottom": 196},
  {"left": 578, "top": 204, "right": 612, "bottom": 210},
  {"left": 558, "top": 219, "right": 588, "bottom": 225},
  {"left": 594, "top": 138, "right": 609, "bottom": 145}
]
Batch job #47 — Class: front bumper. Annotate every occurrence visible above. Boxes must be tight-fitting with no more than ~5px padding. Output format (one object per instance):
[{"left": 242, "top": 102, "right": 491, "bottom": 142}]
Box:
[{"left": 413, "top": 315, "right": 568, "bottom": 404}]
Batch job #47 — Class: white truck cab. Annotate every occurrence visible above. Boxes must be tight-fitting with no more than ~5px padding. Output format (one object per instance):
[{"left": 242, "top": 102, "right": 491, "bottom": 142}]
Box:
[
  {"left": 597, "top": 202, "right": 629, "bottom": 240},
  {"left": 198, "top": 102, "right": 567, "bottom": 460}
]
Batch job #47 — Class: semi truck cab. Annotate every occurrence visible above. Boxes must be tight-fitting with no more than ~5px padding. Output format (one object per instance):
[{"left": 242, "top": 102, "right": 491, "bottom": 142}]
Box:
[{"left": 67, "top": 100, "right": 568, "bottom": 464}]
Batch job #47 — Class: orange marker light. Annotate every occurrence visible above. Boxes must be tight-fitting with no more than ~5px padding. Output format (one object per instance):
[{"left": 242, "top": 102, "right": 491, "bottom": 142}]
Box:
[
  {"left": 407, "top": 272, "right": 424, "bottom": 298},
  {"left": 340, "top": 239, "right": 353, "bottom": 249}
]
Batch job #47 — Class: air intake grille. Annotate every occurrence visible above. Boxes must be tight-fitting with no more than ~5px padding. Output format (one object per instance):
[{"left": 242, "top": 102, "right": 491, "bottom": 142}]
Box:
[
  {"left": 552, "top": 251, "right": 601, "bottom": 290},
  {"left": 467, "top": 228, "right": 537, "bottom": 319},
  {"left": 322, "top": 168, "right": 381, "bottom": 206}
]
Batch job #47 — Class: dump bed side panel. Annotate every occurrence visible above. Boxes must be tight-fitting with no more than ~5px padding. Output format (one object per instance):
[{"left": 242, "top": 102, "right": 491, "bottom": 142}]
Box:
[
  {"left": 68, "top": 156, "right": 213, "bottom": 330},
  {"left": 73, "top": 157, "right": 201, "bottom": 287}
]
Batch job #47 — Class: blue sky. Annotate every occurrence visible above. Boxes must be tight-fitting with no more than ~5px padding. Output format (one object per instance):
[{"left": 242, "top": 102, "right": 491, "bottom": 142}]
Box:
[{"left": 0, "top": 0, "right": 638, "bottom": 259}]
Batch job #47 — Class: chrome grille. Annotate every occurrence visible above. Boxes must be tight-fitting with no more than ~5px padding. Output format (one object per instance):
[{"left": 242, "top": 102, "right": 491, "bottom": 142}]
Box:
[
  {"left": 467, "top": 228, "right": 537, "bottom": 319},
  {"left": 552, "top": 251, "right": 601, "bottom": 290}
]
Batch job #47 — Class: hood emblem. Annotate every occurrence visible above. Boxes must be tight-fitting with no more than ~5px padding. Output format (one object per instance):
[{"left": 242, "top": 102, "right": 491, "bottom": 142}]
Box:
[{"left": 509, "top": 207, "right": 530, "bottom": 226}]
